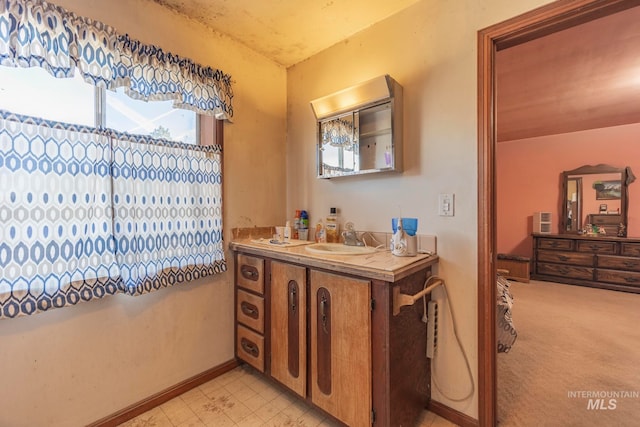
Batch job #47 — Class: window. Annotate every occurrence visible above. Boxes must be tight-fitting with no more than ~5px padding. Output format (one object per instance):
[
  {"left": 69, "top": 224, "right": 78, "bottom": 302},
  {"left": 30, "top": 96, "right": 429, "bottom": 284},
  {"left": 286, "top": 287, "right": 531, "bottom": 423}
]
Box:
[
  {"left": 0, "top": 67, "right": 199, "bottom": 144},
  {"left": 0, "top": 66, "right": 94, "bottom": 126},
  {"left": 106, "top": 88, "right": 198, "bottom": 144}
]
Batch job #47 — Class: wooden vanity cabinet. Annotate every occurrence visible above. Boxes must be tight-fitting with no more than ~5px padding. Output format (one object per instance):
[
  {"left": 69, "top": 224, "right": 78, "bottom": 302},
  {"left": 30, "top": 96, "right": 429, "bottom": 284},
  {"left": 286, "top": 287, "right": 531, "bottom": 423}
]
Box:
[
  {"left": 309, "top": 270, "right": 372, "bottom": 427},
  {"left": 234, "top": 250, "right": 433, "bottom": 427},
  {"left": 532, "top": 233, "right": 640, "bottom": 293},
  {"left": 270, "top": 261, "right": 307, "bottom": 397}
]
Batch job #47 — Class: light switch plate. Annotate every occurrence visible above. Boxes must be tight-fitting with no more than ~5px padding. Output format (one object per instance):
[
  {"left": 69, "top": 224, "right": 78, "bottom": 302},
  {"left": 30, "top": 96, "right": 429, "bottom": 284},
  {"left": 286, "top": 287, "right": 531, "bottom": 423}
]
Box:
[{"left": 439, "top": 193, "right": 454, "bottom": 217}]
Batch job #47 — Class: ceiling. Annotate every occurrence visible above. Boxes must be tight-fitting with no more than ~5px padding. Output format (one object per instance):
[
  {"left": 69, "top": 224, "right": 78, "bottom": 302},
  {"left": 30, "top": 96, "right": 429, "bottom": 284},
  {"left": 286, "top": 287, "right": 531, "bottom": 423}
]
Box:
[
  {"left": 151, "top": 0, "right": 420, "bottom": 67},
  {"left": 496, "top": 5, "right": 640, "bottom": 142},
  {"left": 150, "top": 2, "right": 640, "bottom": 141}
]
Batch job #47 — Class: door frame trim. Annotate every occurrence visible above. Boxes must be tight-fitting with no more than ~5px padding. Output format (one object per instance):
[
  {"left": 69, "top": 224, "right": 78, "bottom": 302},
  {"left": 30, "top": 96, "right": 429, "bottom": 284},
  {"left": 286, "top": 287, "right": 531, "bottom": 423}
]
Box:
[{"left": 477, "top": 0, "right": 640, "bottom": 425}]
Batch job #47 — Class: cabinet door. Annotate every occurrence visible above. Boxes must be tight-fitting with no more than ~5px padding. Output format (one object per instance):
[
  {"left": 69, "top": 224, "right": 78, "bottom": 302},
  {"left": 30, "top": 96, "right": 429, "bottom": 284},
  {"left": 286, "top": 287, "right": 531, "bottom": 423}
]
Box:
[
  {"left": 310, "top": 270, "right": 371, "bottom": 427},
  {"left": 270, "top": 261, "right": 307, "bottom": 397}
]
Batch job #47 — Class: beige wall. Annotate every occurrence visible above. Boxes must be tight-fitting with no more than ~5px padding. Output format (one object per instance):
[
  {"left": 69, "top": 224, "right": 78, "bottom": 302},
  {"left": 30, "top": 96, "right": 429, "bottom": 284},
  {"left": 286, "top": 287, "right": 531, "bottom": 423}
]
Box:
[
  {"left": 497, "top": 123, "right": 640, "bottom": 258},
  {"left": 286, "top": 0, "right": 553, "bottom": 418},
  {"left": 0, "top": 1, "right": 287, "bottom": 426},
  {"left": 1, "top": 0, "right": 570, "bottom": 424}
]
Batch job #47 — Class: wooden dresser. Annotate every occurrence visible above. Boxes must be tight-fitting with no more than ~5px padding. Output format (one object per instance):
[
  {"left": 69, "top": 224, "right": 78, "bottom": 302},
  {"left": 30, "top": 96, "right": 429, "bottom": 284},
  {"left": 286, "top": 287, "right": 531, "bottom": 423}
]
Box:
[{"left": 532, "top": 233, "right": 640, "bottom": 293}]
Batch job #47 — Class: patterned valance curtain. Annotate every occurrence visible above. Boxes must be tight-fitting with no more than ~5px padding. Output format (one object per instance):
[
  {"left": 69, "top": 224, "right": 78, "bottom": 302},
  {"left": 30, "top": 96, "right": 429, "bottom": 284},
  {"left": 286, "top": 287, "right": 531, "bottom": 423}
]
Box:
[
  {"left": 0, "top": 0, "right": 118, "bottom": 88},
  {"left": 0, "top": 0, "right": 234, "bottom": 118},
  {"left": 0, "top": 111, "right": 227, "bottom": 319},
  {"left": 114, "top": 35, "right": 234, "bottom": 119}
]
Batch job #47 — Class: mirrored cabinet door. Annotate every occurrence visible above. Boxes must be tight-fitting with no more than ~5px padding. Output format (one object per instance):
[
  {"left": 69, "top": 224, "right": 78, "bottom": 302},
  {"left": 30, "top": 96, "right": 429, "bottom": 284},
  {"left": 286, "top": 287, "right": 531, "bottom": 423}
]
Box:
[{"left": 312, "top": 75, "right": 402, "bottom": 179}]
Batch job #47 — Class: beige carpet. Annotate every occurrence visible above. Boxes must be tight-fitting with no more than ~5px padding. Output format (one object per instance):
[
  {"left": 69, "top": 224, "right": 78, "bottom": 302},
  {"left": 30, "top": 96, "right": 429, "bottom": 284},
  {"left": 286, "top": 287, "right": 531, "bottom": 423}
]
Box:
[{"left": 498, "top": 280, "right": 640, "bottom": 426}]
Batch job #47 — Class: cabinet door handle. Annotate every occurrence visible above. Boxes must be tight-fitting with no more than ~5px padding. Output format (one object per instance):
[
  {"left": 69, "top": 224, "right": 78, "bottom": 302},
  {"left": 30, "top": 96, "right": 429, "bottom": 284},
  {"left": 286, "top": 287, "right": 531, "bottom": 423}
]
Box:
[
  {"left": 241, "top": 338, "right": 259, "bottom": 357},
  {"left": 289, "top": 281, "right": 297, "bottom": 314},
  {"left": 320, "top": 297, "right": 327, "bottom": 330}
]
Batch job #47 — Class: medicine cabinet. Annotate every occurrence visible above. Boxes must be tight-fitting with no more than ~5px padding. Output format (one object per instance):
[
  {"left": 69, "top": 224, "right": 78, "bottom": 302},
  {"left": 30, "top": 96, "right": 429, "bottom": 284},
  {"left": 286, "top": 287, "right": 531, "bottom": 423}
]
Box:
[{"left": 310, "top": 75, "right": 403, "bottom": 179}]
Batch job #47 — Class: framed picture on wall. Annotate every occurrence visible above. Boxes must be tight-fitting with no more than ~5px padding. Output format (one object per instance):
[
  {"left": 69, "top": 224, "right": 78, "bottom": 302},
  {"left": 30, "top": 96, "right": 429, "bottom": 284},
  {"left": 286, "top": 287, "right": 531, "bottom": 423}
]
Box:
[{"left": 594, "top": 180, "right": 622, "bottom": 200}]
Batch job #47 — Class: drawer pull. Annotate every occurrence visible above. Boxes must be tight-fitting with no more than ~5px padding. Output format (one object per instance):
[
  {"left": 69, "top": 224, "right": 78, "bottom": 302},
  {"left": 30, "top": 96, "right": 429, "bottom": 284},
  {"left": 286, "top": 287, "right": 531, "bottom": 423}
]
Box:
[
  {"left": 241, "top": 338, "right": 260, "bottom": 357},
  {"left": 557, "top": 255, "right": 569, "bottom": 261},
  {"left": 624, "top": 276, "right": 640, "bottom": 283},
  {"left": 240, "top": 301, "right": 259, "bottom": 319},
  {"left": 240, "top": 265, "right": 259, "bottom": 281},
  {"left": 623, "top": 261, "right": 639, "bottom": 268}
]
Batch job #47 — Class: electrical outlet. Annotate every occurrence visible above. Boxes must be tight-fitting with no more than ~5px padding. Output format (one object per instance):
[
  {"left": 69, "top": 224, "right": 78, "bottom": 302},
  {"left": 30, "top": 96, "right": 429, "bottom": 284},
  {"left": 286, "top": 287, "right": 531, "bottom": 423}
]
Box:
[
  {"left": 438, "top": 193, "right": 454, "bottom": 217},
  {"left": 426, "top": 301, "right": 438, "bottom": 358}
]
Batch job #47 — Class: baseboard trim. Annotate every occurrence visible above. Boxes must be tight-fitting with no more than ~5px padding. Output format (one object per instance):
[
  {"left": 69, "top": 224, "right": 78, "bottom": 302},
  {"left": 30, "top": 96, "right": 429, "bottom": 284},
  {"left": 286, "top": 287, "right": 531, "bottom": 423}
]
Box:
[
  {"left": 428, "top": 400, "right": 479, "bottom": 427},
  {"left": 88, "top": 359, "right": 239, "bottom": 427}
]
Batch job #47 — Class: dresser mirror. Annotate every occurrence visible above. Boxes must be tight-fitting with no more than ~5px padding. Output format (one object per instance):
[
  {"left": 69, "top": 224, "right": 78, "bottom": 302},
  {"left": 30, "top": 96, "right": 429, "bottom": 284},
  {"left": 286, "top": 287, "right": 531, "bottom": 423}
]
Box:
[{"left": 561, "top": 164, "right": 635, "bottom": 236}]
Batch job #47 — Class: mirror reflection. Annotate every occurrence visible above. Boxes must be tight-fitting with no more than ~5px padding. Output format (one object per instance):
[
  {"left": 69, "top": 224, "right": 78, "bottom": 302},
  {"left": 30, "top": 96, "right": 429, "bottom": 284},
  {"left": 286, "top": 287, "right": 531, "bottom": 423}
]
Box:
[
  {"left": 319, "top": 113, "right": 358, "bottom": 176},
  {"left": 317, "top": 103, "right": 397, "bottom": 178},
  {"left": 562, "top": 165, "right": 633, "bottom": 236}
]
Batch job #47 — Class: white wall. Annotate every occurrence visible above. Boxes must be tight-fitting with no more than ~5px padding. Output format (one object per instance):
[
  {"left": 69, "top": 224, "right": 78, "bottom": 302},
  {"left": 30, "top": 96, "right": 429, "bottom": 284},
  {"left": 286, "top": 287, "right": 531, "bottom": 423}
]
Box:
[
  {"left": 286, "top": 0, "right": 553, "bottom": 418},
  {"left": 0, "top": 1, "right": 287, "bottom": 426}
]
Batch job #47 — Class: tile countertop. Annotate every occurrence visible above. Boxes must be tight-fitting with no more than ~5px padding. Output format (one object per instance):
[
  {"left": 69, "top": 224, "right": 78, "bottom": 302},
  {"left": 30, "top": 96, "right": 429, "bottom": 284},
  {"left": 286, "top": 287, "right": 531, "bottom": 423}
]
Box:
[{"left": 229, "top": 238, "right": 439, "bottom": 283}]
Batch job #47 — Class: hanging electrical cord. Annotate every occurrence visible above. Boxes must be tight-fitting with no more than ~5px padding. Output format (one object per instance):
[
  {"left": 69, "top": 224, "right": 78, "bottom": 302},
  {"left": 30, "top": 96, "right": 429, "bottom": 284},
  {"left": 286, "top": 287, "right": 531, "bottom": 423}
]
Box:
[{"left": 421, "top": 275, "right": 475, "bottom": 402}]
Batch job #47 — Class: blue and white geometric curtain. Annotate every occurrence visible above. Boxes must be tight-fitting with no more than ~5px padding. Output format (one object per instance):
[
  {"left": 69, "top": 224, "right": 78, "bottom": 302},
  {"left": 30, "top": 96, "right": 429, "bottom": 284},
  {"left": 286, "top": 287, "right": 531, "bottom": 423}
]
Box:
[
  {"left": 0, "top": 0, "right": 119, "bottom": 88},
  {"left": 112, "top": 134, "right": 226, "bottom": 296},
  {"left": 0, "top": 112, "right": 122, "bottom": 318},
  {"left": 115, "top": 35, "right": 234, "bottom": 119},
  {"left": 0, "top": 0, "right": 234, "bottom": 119},
  {"left": 0, "top": 0, "right": 231, "bottom": 319},
  {"left": 0, "top": 111, "right": 227, "bottom": 319}
]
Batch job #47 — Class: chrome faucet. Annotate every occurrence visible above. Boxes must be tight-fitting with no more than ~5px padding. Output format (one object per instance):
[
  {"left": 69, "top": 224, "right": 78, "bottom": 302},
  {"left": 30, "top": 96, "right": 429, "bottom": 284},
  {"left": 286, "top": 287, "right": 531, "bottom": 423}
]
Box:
[{"left": 342, "top": 222, "right": 365, "bottom": 246}]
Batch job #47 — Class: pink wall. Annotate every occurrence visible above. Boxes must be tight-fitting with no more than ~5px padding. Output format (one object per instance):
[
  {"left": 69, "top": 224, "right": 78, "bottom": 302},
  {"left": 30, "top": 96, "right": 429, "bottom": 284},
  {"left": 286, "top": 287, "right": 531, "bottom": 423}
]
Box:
[{"left": 497, "top": 123, "right": 640, "bottom": 258}]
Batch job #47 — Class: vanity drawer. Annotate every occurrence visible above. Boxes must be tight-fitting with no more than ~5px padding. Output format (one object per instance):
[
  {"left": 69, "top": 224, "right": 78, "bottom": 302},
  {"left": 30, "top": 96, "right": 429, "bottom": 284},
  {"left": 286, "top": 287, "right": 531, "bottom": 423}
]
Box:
[
  {"left": 597, "top": 255, "right": 640, "bottom": 272},
  {"left": 621, "top": 243, "right": 640, "bottom": 257},
  {"left": 596, "top": 269, "right": 640, "bottom": 288},
  {"left": 576, "top": 241, "right": 616, "bottom": 254},
  {"left": 537, "top": 250, "right": 593, "bottom": 266},
  {"left": 537, "top": 263, "right": 594, "bottom": 280},
  {"left": 237, "top": 289, "right": 264, "bottom": 334},
  {"left": 237, "top": 254, "right": 265, "bottom": 294},
  {"left": 237, "top": 325, "right": 265, "bottom": 372},
  {"left": 537, "top": 238, "right": 573, "bottom": 251}
]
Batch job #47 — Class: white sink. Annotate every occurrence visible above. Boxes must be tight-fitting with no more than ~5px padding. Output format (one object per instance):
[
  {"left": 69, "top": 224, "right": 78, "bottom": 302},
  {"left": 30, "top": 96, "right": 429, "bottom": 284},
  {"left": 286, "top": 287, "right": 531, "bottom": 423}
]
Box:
[{"left": 305, "top": 243, "right": 377, "bottom": 256}]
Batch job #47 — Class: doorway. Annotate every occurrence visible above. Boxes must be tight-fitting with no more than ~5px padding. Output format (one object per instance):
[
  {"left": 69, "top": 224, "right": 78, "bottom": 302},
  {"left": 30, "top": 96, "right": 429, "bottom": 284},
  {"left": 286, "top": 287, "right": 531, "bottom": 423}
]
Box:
[{"left": 477, "top": 0, "right": 640, "bottom": 425}]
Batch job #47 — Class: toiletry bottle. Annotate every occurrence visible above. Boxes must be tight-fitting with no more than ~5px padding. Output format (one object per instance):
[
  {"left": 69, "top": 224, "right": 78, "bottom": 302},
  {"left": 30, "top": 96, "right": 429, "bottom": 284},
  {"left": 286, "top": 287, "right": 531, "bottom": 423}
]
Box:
[
  {"left": 299, "top": 210, "right": 309, "bottom": 241},
  {"left": 293, "top": 210, "right": 301, "bottom": 239},
  {"left": 315, "top": 219, "right": 327, "bottom": 243},
  {"left": 325, "top": 207, "right": 339, "bottom": 243},
  {"left": 284, "top": 221, "right": 291, "bottom": 241}
]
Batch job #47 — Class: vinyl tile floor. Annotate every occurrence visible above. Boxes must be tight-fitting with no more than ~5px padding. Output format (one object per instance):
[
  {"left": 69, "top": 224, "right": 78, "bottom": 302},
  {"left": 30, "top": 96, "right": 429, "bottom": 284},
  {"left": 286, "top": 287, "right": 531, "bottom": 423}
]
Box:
[{"left": 120, "top": 365, "right": 458, "bottom": 427}]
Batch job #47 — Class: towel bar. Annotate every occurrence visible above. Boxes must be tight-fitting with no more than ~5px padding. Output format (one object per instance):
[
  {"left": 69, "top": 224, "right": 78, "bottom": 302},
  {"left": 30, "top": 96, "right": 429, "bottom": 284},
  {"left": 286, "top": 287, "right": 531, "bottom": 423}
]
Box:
[{"left": 392, "top": 279, "right": 443, "bottom": 316}]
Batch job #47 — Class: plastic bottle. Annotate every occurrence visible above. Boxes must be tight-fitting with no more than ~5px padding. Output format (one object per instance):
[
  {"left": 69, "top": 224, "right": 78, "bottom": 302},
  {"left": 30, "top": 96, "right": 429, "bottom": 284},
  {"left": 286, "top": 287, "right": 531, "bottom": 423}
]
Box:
[
  {"left": 284, "top": 221, "right": 291, "bottom": 241},
  {"left": 293, "top": 210, "right": 301, "bottom": 239},
  {"left": 325, "top": 207, "right": 339, "bottom": 243},
  {"left": 315, "top": 219, "right": 327, "bottom": 243},
  {"left": 299, "top": 210, "right": 309, "bottom": 241}
]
